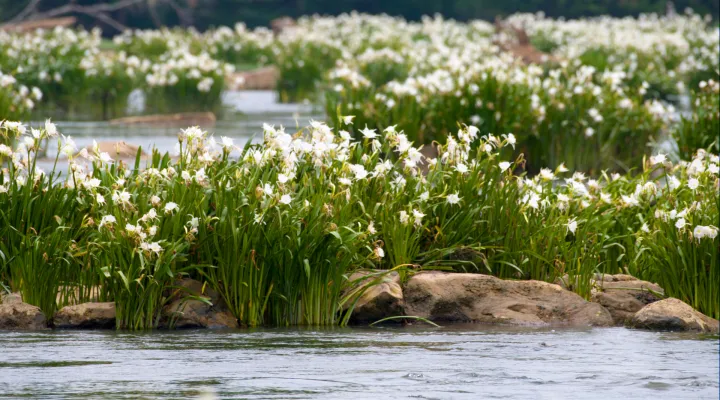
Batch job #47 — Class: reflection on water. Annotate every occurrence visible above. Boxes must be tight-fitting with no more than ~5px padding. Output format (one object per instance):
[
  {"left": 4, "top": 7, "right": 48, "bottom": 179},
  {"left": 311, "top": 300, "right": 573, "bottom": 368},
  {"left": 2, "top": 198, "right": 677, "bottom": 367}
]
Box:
[
  {"left": 36, "top": 90, "right": 321, "bottom": 154},
  {"left": 0, "top": 326, "right": 717, "bottom": 399},
  {"left": 31, "top": 90, "right": 322, "bottom": 173}
]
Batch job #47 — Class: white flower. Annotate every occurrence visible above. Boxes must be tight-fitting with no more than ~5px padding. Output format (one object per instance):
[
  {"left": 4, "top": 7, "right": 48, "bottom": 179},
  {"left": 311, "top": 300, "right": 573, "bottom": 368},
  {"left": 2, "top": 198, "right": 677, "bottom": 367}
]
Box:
[
  {"left": 446, "top": 193, "right": 461, "bottom": 205},
  {"left": 621, "top": 194, "right": 639, "bottom": 207},
  {"left": 150, "top": 195, "right": 161, "bottom": 206},
  {"left": 693, "top": 225, "right": 718, "bottom": 240},
  {"left": 96, "top": 193, "right": 106, "bottom": 205},
  {"left": 374, "top": 246, "right": 385, "bottom": 259},
  {"left": 342, "top": 115, "right": 355, "bottom": 125},
  {"left": 141, "top": 208, "right": 158, "bottom": 222},
  {"left": 687, "top": 178, "right": 699, "bottom": 190},
  {"left": 44, "top": 119, "right": 58, "bottom": 137},
  {"left": 556, "top": 163, "right": 568, "bottom": 173},
  {"left": 278, "top": 173, "right": 289, "bottom": 184},
  {"left": 455, "top": 163, "right": 469, "bottom": 174},
  {"left": 279, "top": 194, "right": 292, "bottom": 205},
  {"left": 399, "top": 210, "right": 409, "bottom": 225},
  {"left": 164, "top": 202, "right": 179, "bottom": 214},
  {"left": 668, "top": 176, "right": 681, "bottom": 190},
  {"left": 650, "top": 154, "right": 667, "bottom": 165},
  {"left": 504, "top": 133, "right": 516, "bottom": 148},
  {"left": 585, "top": 127, "right": 595, "bottom": 138},
  {"left": 359, "top": 125, "right": 378, "bottom": 139},
  {"left": 98, "top": 215, "right": 116, "bottom": 229},
  {"left": 675, "top": 218, "right": 686, "bottom": 229},
  {"left": 419, "top": 191, "right": 429, "bottom": 202},
  {"left": 499, "top": 162, "right": 511, "bottom": 172},
  {"left": 147, "top": 241, "right": 163, "bottom": 255},
  {"left": 566, "top": 219, "right": 578, "bottom": 234},
  {"left": 709, "top": 164, "right": 719, "bottom": 175},
  {"left": 539, "top": 168, "right": 555, "bottom": 181},
  {"left": 412, "top": 209, "right": 425, "bottom": 226},
  {"left": 641, "top": 223, "right": 650, "bottom": 233},
  {"left": 221, "top": 136, "right": 234, "bottom": 149}
]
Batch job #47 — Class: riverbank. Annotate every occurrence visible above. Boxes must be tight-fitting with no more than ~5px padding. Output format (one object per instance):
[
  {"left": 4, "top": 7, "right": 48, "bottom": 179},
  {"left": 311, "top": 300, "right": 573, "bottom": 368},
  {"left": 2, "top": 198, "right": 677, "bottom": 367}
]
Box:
[{"left": 2, "top": 272, "right": 718, "bottom": 333}]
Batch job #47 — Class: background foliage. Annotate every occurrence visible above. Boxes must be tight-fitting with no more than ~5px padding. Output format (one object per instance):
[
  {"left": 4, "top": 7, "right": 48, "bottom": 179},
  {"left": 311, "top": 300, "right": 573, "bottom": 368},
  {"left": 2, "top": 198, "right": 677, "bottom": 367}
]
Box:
[{"left": 0, "top": 0, "right": 718, "bottom": 32}]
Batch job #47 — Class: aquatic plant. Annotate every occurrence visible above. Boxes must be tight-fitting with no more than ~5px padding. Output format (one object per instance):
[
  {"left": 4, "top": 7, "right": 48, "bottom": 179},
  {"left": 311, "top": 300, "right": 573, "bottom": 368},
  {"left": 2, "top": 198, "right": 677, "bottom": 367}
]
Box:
[
  {"left": 672, "top": 79, "right": 720, "bottom": 160},
  {"left": 0, "top": 118, "right": 716, "bottom": 325}
]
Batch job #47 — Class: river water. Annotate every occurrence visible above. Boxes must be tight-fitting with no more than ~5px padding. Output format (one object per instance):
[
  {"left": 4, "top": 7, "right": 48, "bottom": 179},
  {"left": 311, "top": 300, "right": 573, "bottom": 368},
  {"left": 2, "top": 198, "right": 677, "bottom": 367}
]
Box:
[{"left": 0, "top": 326, "right": 717, "bottom": 399}]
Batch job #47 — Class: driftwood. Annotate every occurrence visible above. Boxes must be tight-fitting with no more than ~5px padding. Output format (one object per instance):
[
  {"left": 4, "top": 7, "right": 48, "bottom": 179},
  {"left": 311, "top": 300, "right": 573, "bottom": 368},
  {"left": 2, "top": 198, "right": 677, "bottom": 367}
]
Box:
[
  {"left": 493, "top": 17, "right": 556, "bottom": 65},
  {"left": 226, "top": 66, "right": 279, "bottom": 90},
  {"left": 0, "top": 16, "right": 76, "bottom": 32},
  {"left": 109, "top": 112, "right": 216, "bottom": 127},
  {"left": 4, "top": 0, "right": 198, "bottom": 32}
]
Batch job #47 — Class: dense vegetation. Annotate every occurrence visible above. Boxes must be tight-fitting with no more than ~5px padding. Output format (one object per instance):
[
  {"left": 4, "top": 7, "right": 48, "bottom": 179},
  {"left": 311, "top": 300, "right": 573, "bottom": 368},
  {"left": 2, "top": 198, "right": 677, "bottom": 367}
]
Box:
[
  {"left": 0, "top": 11, "right": 718, "bottom": 329},
  {"left": 0, "top": 118, "right": 718, "bottom": 327}
]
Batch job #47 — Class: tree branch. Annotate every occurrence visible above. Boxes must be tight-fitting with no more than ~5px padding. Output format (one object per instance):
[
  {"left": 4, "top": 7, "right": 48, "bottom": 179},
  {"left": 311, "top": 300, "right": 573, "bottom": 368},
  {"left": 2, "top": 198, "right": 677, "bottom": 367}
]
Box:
[
  {"left": 8, "top": 0, "right": 43, "bottom": 23},
  {"left": 28, "top": 0, "right": 145, "bottom": 22}
]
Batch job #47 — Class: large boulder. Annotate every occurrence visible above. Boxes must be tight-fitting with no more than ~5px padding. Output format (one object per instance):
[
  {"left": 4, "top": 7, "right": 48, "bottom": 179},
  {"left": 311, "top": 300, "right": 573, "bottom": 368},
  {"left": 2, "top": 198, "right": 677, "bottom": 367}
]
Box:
[
  {"left": 346, "top": 271, "right": 404, "bottom": 324},
  {"left": 591, "top": 275, "right": 663, "bottom": 325},
  {"left": 404, "top": 272, "right": 613, "bottom": 327},
  {"left": 0, "top": 294, "right": 48, "bottom": 330},
  {"left": 630, "top": 298, "right": 719, "bottom": 333},
  {"left": 161, "top": 279, "right": 238, "bottom": 329},
  {"left": 54, "top": 302, "right": 116, "bottom": 329}
]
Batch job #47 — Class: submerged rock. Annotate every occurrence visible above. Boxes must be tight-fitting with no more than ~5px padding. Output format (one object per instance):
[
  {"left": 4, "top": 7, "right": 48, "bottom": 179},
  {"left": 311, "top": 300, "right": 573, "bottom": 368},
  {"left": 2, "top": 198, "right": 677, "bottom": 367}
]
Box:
[
  {"left": 403, "top": 271, "right": 613, "bottom": 327},
  {"left": 346, "top": 271, "right": 404, "bottom": 324},
  {"left": 630, "top": 298, "right": 719, "bottom": 333},
  {"left": 54, "top": 302, "right": 116, "bottom": 329},
  {"left": 591, "top": 275, "right": 663, "bottom": 325},
  {"left": 161, "top": 279, "right": 238, "bottom": 329},
  {"left": 0, "top": 295, "right": 48, "bottom": 330}
]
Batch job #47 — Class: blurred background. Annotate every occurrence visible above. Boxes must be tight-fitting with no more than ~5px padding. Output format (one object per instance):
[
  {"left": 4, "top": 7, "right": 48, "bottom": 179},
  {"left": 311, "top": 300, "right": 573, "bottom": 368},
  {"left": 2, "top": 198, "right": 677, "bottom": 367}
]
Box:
[{"left": 1, "top": 0, "right": 718, "bottom": 31}]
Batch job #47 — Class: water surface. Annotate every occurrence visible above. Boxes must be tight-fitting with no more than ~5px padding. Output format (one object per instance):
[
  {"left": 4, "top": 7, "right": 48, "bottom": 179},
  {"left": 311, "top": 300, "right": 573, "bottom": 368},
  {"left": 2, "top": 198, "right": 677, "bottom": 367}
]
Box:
[{"left": 0, "top": 326, "right": 717, "bottom": 399}]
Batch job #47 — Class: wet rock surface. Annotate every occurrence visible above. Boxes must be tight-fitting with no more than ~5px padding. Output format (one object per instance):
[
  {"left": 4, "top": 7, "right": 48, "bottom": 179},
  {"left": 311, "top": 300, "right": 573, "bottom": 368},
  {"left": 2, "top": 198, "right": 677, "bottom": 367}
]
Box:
[
  {"left": 630, "top": 298, "right": 719, "bottom": 333},
  {"left": 0, "top": 293, "right": 48, "bottom": 330},
  {"left": 54, "top": 302, "right": 116, "bottom": 329},
  {"left": 346, "top": 271, "right": 404, "bottom": 324},
  {"left": 161, "top": 279, "right": 239, "bottom": 329},
  {"left": 591, "top": 275, "right": 664, "bottom": 325},
  {"left": 404, "top": 272, "right": 613, "bottom": 327}
]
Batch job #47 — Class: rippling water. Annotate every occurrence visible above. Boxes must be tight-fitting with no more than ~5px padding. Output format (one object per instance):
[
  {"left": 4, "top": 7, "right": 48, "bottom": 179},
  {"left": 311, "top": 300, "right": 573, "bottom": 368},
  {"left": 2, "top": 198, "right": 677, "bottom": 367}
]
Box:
[{"left": 0, "top": 326, "right": 717, "bottom": 399}]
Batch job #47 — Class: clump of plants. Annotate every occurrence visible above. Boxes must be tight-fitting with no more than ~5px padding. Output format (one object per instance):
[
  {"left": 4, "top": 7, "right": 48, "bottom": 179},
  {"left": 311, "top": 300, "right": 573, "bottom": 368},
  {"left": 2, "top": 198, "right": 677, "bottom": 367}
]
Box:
[{"left": 1, "top": 118, "right": 717, "bottom": 328}]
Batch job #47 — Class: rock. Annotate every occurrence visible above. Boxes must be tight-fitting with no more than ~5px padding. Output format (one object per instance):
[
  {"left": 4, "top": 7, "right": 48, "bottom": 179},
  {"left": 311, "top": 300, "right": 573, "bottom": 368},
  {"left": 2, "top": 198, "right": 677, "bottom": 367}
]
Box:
[
  {"left": 630, "top": 298, "right": 719, "bottom": 333},
  {"left": 1, "top": 292, "right": 23, "bottom": 305},
  {"left": 0, "top": 300, "right": 48, "bottom": 330},
  {"left": 161, "top": 279, "right": 238, "bottom": 329},
  {"left": 54, "top": 302, "right": 116, "bottom": 329},
  {"left": 270, "top": 16, "right": 295, "bottom": 35},
  {"left": 404, "top": 271, "right": 613, "bottom": 327},
  {"left": 109, "top": 112, "right": 216, "bottom": 128},
  {"left": 85, "top": 141, "right": 145, "bottom": 158},
  {"left": 346, "top": 271, "right": 404, "bottom": 324},
  {"left": 591, "top": 276, "right": 663, "bottom": 325},
  {"left": 228, "top": 66, "right": 279, "bottom": 90},
  {"left": 594, "top": 273, "right": 638, "bottom": 283}
]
